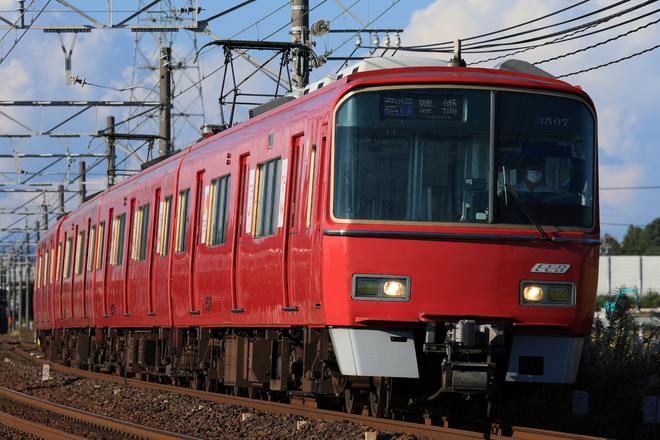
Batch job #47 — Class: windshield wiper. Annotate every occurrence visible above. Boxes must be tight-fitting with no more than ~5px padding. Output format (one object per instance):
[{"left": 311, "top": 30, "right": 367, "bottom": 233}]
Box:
[{"left": 505, "top": 184, "right": 550, "bottom": 241}]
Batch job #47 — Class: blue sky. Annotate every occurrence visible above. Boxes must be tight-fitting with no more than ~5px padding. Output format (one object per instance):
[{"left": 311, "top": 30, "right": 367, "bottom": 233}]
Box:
[{"left": 0, "top": 0, "right": 658, "bottom": 242}]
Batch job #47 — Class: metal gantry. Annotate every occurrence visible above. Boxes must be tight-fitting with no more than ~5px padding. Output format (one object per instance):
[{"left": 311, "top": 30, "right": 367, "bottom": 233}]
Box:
[
  {"left": 0, "top": 1, "right": 214, "bottom": 335},
  {"left": 0, "top": 1, "right": 297, "bottom": 336},
  {"left": 0, "top": 0, "right": 405, "bottom": 336}
]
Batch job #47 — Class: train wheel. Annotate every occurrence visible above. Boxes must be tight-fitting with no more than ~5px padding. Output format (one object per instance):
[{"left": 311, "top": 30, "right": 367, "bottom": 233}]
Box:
[
  {"left": 369, "top": 377, "right": 390, "bottom": 418},
  {"left": 247, "top": 387, "right": 261, "bottom": 399},
  {"left": 231, "top": 386, "right": 246, "bottom": 397},
  {"left": 344, "top": 388, "right": 362, "bottom": 414},
  {"left": 192, "top": 372, "right": 205, "bottom": 390},
  {"left": 484, "top": 393, "right": 499, "bottom": 422},
  {"left": 205, "top": 376, "right": 218, "bottom": 392}
]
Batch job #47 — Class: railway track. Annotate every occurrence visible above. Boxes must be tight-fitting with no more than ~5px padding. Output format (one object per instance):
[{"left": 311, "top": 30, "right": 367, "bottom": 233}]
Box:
[
  {"left": 3, "top": 340, "right": 613, "bottom": 440},
  {"left": 0, "top": 385, "right": 204, "bottom": 440}
]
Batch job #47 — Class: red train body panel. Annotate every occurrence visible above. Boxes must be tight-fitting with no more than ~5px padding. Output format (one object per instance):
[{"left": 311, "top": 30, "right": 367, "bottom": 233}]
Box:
[{"left": 33, "top": 57, "right": 599, "bottom": 415}]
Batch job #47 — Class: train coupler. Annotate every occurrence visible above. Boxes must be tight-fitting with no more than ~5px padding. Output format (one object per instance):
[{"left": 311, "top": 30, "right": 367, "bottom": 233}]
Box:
[{"left": 440, "top": 361, "right": 497, "bottom": 395}]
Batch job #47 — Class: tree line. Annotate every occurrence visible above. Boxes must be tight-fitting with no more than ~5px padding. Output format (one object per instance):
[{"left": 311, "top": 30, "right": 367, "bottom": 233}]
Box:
[{"left": 601, "top": 218, "right": 660, "bottom": 255}]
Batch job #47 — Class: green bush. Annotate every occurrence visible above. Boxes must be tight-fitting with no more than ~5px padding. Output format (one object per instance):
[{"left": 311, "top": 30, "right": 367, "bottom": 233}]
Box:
[
  {"left": 639, "top": 291, "right": 660, "bottom": 308},
  {"left": 575, "top": 291, "right": 660, "bottom": 439}
]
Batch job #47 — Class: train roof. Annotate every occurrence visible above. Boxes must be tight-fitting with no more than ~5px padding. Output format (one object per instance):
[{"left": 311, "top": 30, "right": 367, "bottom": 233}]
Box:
[
  {"left": 301, "top": 56, "right": 449, "bottom": 96},
  {"left": 249, "top": 56, "right": 563, "bottom": 119},
  {"left": 302, "top": 56, "right": 557, "bottom": 96}
]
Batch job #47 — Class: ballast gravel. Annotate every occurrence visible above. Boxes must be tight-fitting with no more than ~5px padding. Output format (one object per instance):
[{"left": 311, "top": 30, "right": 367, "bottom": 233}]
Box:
[{"left": 0, "top": 347, "right": 426, "bottom": 440}]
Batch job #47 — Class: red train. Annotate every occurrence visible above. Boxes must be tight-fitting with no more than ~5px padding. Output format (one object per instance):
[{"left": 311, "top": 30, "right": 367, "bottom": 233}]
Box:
[{"left": 33, "top": 56, "right": 599, "bottom": 419}]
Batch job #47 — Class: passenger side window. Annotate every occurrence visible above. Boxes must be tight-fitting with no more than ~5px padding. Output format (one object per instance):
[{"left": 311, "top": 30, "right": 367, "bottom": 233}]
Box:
[
  {"left": 75, "top": 230, "right": 85, "bottom": 275},
  {"left": 64, "top": 236, "right": 73, "bottom": 279},
  {"left": 87, "top": 226, "right": 96, "bottom": 272},
  {"left": 208, "top": 175, "right": 231, "bottom": 246},
  {"left": 156, "top": 196, "right": 172, "bottom": 256},
  {"left": 255, "top": 158, "right": 282, "bottom": 237},
  {"left": 96, "top": 222, "right": 105, "bottom": 271},
  {"left": 175, "top": 189, "right": 190, "bottom": 253},
  {"left": 110, "top": 214, "right": 126, "bottom": 266},
  {"left": 132, "top": 204, "right": 150, "bottom": 261}
]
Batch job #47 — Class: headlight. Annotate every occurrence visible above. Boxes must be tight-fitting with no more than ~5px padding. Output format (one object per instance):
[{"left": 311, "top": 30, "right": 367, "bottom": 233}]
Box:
[
  {"left": 520, "top": 281, "right": 575, "bottom": 307},
  {"left": 353, "top": 275, "right": 410, "bottom": 301},
  {"left": 523, "top": 286, "right": 544, "bottom": 302}
]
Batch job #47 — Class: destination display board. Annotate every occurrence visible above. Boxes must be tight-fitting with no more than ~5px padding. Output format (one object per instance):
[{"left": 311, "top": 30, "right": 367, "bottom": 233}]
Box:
[{"left": 382, "top": 95, "right": 464, "bottom": 121}]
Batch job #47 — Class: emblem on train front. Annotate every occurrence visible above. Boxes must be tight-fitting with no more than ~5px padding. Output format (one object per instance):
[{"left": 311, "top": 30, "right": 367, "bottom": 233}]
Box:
[{"left": 531, "top": 263, "right": 571, "bottom": 274}]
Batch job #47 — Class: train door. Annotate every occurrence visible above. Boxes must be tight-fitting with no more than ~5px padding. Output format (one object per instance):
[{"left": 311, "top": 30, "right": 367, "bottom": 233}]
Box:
[
  {"left": 37, "top": 240, "right": 55, "bottom": 325},
  {"left": 97, "top": 215, "right": 110, "bottom": 318},
  {"left": 84, "top": 221, "right": 96, "bottom": 321},
  {"left": 283, "top": 134, "right": 323, "bottom": 315},
  {"left": 127, "top": 199, "right": 151, "bottom": 317},
  {"left": 151, "top": 190, "right": 173, "bottom": 324},
  {"left": 189, "top": 170, "right": 205, "bottom": 313},
  {"left": 231, "top": 154, "right": 250, "bottom": 312},
  {"left": 66, "top": 226, "right": 76, "bottom": 319},
  {"left": 106, "top": 208, "right": 128, "bottom": 319},
  {"left": 71, "top": 222, "right": 87, "bottom": 319},
  {"left": 59, "top": 231, "right": 72, "bottom": 319},
  {"left": 123, "top": 199, "right": 136, "bottom": 317},
  {"left": 283, "top": 134, "right": 306, "bottom": 310},
  {"left": 148, "top": 189, "right": 161, "bottom": 317},
  {"left": 171, "top": 170, "right": 204, "bottom": 317}
]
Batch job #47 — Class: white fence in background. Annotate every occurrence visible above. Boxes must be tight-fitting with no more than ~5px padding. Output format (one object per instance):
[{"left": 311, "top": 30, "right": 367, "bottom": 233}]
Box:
[{"left": 598, "top": 256, "right": 660, "bottom": 296}]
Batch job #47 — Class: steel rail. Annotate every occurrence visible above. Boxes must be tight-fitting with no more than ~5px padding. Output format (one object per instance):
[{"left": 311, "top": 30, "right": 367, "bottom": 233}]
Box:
[
  {"left": 10, "top": 342, "right": 613, "bottom": 440},
  {"left": 0, "top": 410, "right": 88, "bottom": 440},
  {"left": 0, "top": 385, "right": 204, "bottom": 440}
]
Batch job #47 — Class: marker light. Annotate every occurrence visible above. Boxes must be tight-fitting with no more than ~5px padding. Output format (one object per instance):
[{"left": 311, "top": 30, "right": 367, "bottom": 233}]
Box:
[
  {"left": 383, "top": 280, "right": 405, "bottom": 297},
  {"left": 353, "top": 275, "right": 410, "bottom": 301}
]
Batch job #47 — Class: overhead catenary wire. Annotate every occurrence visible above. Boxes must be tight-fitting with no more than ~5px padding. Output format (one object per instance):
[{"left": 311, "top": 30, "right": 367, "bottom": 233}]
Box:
[
  {"left": 391, "top": 0, "right": 658, "bottom": 72},
  {"left": 0, "top": 0, "right": 51, "bottom": 65},
  {"left": 463, "top": 0, "right": 642, "bottom": 49},
  {"left": 557, "top": 42, "right": 660, "bottom": 77},
  {"left": 534, "top": 14, "right": 660, "bottom": 65},
  {"left": 51, "top": 0, "right": 660, "bottom": 136},
  {"left": 601, "top": 185, "right": 660, "bottom": 190},
  {"left": 468, "top": 3, "right": 660, "bottom": 64},
  {"left": 404, "top": 0, "right": 595, "bottom": 51},
  {"left": 322, "top": 0, "right": 401, "bottom": 58}
]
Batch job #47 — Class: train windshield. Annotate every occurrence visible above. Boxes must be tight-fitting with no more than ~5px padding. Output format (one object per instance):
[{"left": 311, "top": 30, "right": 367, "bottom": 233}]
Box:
[{"left": 333, "top": 88, "right": 596, "bottom": 228}]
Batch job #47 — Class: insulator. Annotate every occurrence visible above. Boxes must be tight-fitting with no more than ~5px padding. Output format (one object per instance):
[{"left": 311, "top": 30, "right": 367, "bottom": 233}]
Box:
[{"left": 310, "top": 20, "right": 330, "bottom": 37}]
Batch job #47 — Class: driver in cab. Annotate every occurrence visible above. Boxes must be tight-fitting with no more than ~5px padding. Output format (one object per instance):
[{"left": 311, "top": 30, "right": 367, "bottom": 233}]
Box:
[{"left": 514, "top": 156, "right": 551, "bottom": 193}]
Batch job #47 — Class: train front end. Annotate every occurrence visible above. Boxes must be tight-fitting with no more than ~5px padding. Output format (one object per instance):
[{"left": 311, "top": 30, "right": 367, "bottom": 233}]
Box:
[{"left": 322, "top": 64, "right": 599, "bottom": 406}]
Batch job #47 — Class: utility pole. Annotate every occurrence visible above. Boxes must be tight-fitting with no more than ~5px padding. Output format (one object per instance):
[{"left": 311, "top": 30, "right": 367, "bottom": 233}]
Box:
[
  {"left": 58, "top": 185, "right": 65, "bottom": 217},
  {"left": 78, "top": 160, "right": 86, "bottom": 204},
  {"left": 106, "top": 116, "right": 116, "bottom": 187},
  {"left": 159, "top": 46, "right": 172, "bottom": 157},
  {"left": 291, "top": 0, "right": 310, "bottom": 95},
  {"left": 41, "top": 204, "right": 48, "bottom": 231}
]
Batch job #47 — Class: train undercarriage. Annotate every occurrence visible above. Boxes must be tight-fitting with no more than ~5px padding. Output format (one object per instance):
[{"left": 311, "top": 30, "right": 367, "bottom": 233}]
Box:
[{"left": 37, "top": 320, "right": 511, "bottom": 421}]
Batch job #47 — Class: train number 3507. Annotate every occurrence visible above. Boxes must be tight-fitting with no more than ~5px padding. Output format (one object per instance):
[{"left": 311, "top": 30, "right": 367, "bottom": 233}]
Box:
[{"left": 535, "top": 116, "right": 569, "bottom": 127}]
